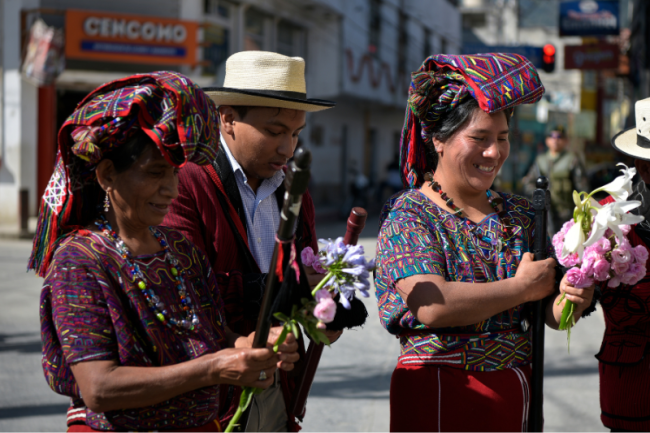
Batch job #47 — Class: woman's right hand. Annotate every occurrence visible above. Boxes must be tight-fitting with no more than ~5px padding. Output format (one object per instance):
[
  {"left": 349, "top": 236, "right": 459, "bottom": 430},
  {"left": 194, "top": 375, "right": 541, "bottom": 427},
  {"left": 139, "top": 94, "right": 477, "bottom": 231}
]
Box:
[
  {"left": 515, "top": 252, "right": 557, "bottom": 302},
  {"left": 208, "top": 347, "right": 279, "bottom": 389}
]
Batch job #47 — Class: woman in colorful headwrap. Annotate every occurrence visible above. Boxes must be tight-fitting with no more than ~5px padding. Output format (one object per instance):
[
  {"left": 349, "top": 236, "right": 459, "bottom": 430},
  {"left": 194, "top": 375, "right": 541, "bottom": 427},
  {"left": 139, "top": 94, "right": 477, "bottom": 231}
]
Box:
[
  {"left": 374, "top": 54, "right": 596, "bottom": 432},
  {"left": 30, "top": 72, "right": 299, "bottom": 432}
]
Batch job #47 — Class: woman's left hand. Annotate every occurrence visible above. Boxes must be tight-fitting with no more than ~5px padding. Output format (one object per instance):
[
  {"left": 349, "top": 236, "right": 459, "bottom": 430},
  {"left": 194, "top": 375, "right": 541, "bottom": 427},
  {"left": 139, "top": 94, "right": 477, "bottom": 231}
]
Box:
[{"left": 559, "top": 273, "right": 596, "bottom": 314}]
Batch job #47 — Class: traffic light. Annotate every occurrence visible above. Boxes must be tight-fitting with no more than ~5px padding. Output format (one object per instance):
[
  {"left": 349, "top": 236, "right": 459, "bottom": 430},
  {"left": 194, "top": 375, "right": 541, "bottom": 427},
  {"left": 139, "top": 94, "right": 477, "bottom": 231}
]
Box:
[{"left": 542, "top": 44, "right": 556, "bottom": 73}]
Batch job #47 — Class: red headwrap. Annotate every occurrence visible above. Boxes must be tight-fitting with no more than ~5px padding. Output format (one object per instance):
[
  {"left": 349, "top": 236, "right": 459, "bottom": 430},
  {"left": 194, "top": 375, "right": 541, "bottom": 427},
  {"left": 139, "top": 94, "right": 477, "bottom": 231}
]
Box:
[
  {"left": 29, "top": 71, "right": 219, "bottom": 276},
  {"left": 400, "top": 53, "right": 545, "bottom": 188}
]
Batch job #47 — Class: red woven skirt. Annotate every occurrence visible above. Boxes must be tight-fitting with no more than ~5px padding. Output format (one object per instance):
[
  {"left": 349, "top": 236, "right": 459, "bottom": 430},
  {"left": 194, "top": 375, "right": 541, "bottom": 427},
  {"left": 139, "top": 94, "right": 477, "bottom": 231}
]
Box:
[
  {"left": 599, "top": 356, "right": 650, "bottom": 431},
  {"left": 390, "top": 359, "right": 533, "bottom": 432},
  {"left": 67, "top": 419, "right": 221, "bottom": 432}
]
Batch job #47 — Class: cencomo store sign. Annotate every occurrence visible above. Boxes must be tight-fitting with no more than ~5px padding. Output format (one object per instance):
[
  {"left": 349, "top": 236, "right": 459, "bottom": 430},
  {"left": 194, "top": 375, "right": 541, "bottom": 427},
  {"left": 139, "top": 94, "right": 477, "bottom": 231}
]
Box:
[{"left": 65, "top": 10, "right": 198, "bottom": 65}]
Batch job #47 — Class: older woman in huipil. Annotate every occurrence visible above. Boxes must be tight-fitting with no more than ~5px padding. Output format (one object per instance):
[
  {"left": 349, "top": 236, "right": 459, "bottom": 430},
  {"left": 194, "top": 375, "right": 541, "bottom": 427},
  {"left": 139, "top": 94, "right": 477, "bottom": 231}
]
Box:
[
  {"left": 30, "top": 72, "right": 298, "bottom": 432},
  {"left": 374, "top": 54, "right": 595, "bottom": 431}
]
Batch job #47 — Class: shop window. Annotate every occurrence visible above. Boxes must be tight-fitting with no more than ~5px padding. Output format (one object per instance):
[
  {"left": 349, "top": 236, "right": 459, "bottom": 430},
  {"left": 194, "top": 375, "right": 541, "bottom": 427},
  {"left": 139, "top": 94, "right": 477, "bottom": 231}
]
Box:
[
  {"left": 423, "top": 28, "right": 432, "bottom": 59},
  {"left": 204, "top": 0, "right": 231, "bottom": 19},
  {"left": 277, "top": 20, "right": 305, "bottom": 58},
  {"left": 245, "top": 8, "right": 267, "bottom": 51},
  {"left": 203, "top": 24, "right": 230, "bottom": 75},
  {"left": 368, "top": 0, "right": 381, "bottom": 56}
]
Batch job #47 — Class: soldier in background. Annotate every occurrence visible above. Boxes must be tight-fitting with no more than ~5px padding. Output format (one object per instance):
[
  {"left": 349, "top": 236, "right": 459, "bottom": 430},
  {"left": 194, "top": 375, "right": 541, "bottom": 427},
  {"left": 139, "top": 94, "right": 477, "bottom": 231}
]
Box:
[{"left": 523, "top": 126, "right": 589, "bottom": 233}]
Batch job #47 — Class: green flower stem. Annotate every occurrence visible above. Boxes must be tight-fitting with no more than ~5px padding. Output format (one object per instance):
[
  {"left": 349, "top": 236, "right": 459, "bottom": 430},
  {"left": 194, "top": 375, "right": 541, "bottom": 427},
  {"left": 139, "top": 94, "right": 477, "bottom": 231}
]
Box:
[
  {"left": 273, "top": 323, "right": 289, "bottom": 353},
  {"left": 311, "top": 272, "right": 334, "bottom": 297},
  {"left": 559, "top": 299, "right": 575, "bottom": 330},
  {"left": 225, "top": 318, "right": 296, "bottom": 432},
  {"left": 559, "top": 300, "right": 576, "bottom": 352},
  {"left": 225, "top": 386, "right": 255, "bottom": 432}
]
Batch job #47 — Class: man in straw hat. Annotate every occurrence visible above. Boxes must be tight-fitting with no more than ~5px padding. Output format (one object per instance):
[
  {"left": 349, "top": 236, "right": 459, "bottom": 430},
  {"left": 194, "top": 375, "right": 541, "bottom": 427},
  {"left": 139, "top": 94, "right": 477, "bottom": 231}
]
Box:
[
  {"left": 589, "top": 97, "right": 650, "bottom": 432},
  {"left": 163, "top": 51, "right": 337, "bottom": 431}
]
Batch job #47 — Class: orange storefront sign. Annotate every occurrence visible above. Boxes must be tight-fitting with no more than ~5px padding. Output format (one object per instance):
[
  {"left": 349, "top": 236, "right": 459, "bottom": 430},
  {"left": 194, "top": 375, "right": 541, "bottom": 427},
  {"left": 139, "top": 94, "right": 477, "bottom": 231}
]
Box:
[{"left": 65, "top": 9, "right": 198, "bottom": 65}]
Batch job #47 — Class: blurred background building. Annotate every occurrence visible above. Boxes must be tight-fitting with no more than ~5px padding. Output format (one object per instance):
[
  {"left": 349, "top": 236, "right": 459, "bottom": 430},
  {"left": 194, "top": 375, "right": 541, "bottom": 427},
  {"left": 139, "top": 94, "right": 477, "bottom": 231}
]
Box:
[
  {"left": 0, "top": 0, "right": 639, "bottom": 230},
  {"left": 0, "top": 0, "right": 461, "bottom": 228}
]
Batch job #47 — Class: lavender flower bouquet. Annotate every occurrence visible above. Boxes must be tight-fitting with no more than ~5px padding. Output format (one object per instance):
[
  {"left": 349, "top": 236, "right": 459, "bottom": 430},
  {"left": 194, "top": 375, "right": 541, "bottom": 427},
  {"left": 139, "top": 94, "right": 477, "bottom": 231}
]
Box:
[{"left": 225, "top": 238, "right": 374, "bottom": 432}]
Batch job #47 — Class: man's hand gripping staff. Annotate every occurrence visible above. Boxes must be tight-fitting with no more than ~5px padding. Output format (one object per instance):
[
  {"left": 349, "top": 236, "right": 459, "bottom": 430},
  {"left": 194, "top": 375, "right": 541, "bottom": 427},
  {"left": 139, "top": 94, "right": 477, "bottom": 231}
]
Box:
[{"left": 225, "top": 148, "right": 312, "bottom": 432}]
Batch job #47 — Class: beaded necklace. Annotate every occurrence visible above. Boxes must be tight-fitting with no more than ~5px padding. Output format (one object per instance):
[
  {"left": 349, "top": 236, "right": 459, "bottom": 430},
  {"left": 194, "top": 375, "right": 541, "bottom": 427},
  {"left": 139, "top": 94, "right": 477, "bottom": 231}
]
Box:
[
  {"left": 95, "top": 215, "right": 199, "bottom": 333},
  {"left": 424, "top": 171, "right": 512, "bottom": 254},
  {"left": 424, "top": 172, "right": 504, "bottom": 218}
]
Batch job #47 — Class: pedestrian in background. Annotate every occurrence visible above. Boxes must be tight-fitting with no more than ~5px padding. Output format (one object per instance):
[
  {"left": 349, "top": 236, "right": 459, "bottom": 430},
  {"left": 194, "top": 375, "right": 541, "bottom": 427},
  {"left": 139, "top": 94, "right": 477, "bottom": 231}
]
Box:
[
  {"left": 523, "top": 126, "right": 589, "bottom": 233},
  {"left": 374, "top": 53, "right": 595, "bottom": 432},
  {"left": 29, "top": 72, "right": 298, "bottom": 432}
]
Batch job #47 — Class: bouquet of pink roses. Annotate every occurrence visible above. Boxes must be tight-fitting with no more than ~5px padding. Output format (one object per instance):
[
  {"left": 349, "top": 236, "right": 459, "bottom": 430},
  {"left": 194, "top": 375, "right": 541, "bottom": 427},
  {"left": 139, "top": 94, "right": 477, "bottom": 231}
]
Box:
[{"left": 552, "top": 164, "right": 648, "bottom": 344}]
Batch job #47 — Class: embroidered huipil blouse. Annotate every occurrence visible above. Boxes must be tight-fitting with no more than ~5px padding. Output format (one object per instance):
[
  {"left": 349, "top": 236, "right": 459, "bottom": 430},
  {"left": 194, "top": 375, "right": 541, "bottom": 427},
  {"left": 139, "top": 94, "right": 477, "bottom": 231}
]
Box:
[
  {"left": 40, "top": 227, "right": 227, "bottom": 431},
  {"left": 375, "top": 190, "right": 540, "bottom": 371}
]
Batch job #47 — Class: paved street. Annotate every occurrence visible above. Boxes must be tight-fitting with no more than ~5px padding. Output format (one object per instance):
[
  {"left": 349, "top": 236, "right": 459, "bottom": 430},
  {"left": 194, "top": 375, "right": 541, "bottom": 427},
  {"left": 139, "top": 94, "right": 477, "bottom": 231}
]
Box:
[{"left": 0, "top": 222, "right": 607, "bottom": 431}]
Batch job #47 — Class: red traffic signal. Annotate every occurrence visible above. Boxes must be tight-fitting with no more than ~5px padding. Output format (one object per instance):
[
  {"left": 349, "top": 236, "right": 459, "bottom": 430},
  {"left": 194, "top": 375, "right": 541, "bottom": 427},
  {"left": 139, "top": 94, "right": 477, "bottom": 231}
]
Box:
[{"left": 542, "top": 44, "right": 556, "bottom": 73}]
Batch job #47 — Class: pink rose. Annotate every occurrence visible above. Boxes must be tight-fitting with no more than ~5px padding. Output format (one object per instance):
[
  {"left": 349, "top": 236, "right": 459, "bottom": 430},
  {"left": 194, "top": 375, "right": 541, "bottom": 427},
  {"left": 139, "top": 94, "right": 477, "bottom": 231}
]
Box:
[
  {"left": 301, "top": 247, "right": 317, "bottom": 267},
  {"left": 580, "top": 255, "right": 596, "bottom": 276},
  {"left": 623, "top": 263, "right": 646, "bottom": 285},
  {"left": 612, "top": 260, "right": 630, "bottom": 275},
  {"left": 313, "top": 297, "right": 337, "bottom": 323},
  {"left": 312, "top": 259, "right": 326, "bottom": 274},
  {"left": 593, "top": 259, "right": 611, "bottom": 281},
  {"left": 592, "top": 238, "right": 611, "bottom": 255},
  {"left": 612, "top": 246, "right": 633, "bottom": 264},
  {"left": 632, "top": 245, "right": 649, "bottom": 264},
  {"left": 607, "top": 275, "right": 622, "bottom": 288},
  {"left": 565, "top": 267, "right": 594, "bottom": 288},
  {"left": 552, "top": 231, "right": 565, "bottom": 249},
  {"left": 314, "top": 289, "right": 332, "bottom": 302},
  {"left": 636, "top": 264, "right": 648, "bottom": 281},
  {"left": 620, "top": 224, "right": 632, "bottom": 235},
  {"left": 559, "top": 252, "right": 580, "bottom": 268}
]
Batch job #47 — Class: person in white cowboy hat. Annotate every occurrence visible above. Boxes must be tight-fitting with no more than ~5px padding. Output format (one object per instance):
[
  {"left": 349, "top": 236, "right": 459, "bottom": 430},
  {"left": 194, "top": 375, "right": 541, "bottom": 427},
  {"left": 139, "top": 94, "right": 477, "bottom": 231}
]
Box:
[
  {"left": 163, "top": 51, "right": 338, "bottom": 432},
  {"left": 584, "top": 97, "right": 650, "bottom": 432}
]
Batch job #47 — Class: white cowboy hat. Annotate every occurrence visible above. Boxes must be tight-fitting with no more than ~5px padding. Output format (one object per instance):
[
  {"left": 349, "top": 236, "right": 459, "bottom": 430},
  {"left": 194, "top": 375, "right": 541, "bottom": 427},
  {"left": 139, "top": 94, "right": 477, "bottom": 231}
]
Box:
[
  {"left": 203, "top": 51, "right": 335, "bottom": 112},
  {"left": 612, "top": 97, "right": 650, "bottom": 160}
]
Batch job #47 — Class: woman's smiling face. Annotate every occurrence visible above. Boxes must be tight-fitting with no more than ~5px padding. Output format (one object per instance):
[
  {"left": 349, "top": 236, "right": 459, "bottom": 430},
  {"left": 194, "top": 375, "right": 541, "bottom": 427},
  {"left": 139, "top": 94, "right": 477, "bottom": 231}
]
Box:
[
  {"left": 97, "top": 142, "right": 180, "bottom": 230},
  {"left": 433, "top": 108, "right": 510, "bottom": 194}
]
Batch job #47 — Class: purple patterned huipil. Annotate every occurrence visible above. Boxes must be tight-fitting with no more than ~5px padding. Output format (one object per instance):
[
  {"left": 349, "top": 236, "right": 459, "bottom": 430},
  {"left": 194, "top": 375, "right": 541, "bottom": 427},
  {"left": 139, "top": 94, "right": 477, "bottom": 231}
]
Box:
[{"left": 40, "top": 227, "right": 226, "bottom": 431}]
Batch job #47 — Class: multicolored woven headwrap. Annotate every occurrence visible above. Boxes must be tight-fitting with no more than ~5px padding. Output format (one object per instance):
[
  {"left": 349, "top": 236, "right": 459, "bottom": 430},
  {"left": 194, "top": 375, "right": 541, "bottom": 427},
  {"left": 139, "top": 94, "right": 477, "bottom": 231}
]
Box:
[
  {"left": 400, "top": 53, "right": 545, "bottom": 188},
  {"left": 29, "top": 71, "right": 219, "bottom": 276}
]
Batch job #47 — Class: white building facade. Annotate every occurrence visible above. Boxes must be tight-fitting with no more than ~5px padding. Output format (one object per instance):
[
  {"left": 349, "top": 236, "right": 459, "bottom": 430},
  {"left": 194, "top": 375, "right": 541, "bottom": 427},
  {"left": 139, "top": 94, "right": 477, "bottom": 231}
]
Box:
[{"left": 0, "top": 0, "right": 461, "bottom": 226}]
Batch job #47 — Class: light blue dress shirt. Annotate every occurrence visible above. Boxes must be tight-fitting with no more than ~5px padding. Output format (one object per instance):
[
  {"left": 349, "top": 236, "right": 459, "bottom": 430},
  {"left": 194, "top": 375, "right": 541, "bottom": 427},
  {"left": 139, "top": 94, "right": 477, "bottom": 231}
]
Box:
[{"left": 221, "top": 135, "right": 284, "bottom": 273}]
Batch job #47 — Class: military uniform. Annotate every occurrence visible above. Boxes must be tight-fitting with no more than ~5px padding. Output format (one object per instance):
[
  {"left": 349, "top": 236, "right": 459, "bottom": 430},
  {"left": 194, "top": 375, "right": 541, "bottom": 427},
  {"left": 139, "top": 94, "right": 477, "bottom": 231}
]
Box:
[{"left": 523, "top": 150, "right": 588, "bottom": 234}]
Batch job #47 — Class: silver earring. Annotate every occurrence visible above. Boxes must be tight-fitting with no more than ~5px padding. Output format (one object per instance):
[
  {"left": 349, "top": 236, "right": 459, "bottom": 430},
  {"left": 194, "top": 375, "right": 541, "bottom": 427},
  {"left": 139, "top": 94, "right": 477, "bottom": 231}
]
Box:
[{"left": 103, "top": 193, "right": 110, "bottom": 212}]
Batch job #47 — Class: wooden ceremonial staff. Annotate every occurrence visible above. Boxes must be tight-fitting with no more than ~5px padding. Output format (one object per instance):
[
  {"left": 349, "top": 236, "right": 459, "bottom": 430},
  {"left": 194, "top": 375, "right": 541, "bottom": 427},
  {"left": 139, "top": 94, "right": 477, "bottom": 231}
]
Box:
[
  {"left": 289, "top": 207, "right": 368, "bottom": 419},
  {"left": 252, "top": 148, "right": 312, "bottom": 349},
  {"left": 530, "top": 176, "right": 550, "bottom": 432}
]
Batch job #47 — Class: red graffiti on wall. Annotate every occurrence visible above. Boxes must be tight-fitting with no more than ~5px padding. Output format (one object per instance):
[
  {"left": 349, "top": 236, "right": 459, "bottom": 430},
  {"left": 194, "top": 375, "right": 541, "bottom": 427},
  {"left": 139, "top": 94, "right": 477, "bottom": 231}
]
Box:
[{"left": 345, "top": 48, "right": 409, "bottom": 95}]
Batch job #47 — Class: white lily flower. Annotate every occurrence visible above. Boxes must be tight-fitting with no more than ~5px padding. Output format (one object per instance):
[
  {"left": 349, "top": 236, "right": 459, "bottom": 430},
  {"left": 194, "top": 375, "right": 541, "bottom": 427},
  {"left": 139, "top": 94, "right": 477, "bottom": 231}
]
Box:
[
  {"left": 599, "top": 163, "right": 637, "bottom": 202},
  {"left": 583, "top": 200, "right": 644, "bottom": 246},
  {"left": 562, "top": 220, "right": 586, "bottom": 259}
]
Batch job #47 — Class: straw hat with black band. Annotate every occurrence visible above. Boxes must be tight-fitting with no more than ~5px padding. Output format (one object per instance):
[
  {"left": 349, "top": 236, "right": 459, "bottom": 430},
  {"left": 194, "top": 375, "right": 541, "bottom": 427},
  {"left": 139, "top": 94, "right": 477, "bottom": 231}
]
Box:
[
  {"left": 612, "top": 97, "right": 650, "bottom": 161},
  {"left": 203, "top": 51, "right": 335, "bottom": 112}
]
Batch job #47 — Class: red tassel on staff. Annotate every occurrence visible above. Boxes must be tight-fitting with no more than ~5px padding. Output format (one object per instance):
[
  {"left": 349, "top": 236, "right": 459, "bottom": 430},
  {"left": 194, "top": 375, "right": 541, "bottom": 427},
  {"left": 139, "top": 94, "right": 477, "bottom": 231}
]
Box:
[{"left": 276, "top": 244, "right": 285, "bottom": 283}]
